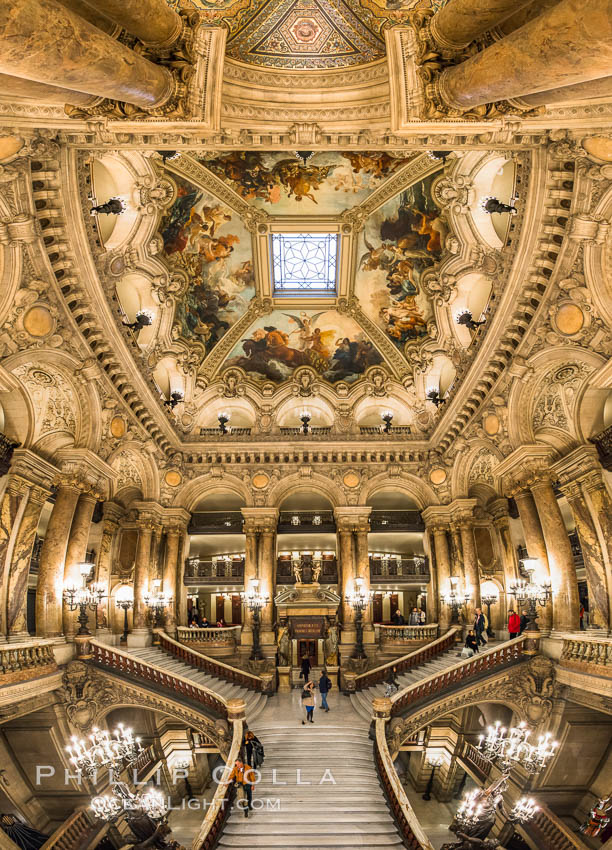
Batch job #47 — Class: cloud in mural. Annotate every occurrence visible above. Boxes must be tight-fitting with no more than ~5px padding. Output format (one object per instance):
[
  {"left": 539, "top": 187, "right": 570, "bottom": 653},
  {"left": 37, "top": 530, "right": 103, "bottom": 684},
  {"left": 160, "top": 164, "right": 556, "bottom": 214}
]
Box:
[
  {"left": 159, "top": 174, "right": 255, "bottom": 356},
  {"left": 223, "top": 310, "right": 384, "bottom": 384}
]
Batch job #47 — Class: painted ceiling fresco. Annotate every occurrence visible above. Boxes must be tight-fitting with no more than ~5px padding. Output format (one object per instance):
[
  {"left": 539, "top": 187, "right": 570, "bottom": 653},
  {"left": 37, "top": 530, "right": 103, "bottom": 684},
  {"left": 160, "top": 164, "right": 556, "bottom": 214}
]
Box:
[
  {"left": 225, "top": 310, "right": 383, "bottom": 383},
  {"left": 160, "top": 174, "right": 255, "bottom": 355},
  {"left": 198, "top": 151, "right": 416, "bottom": 213},
  {"left": 354, "top": 173, "right": 445, "bottom": 349},
  {"left": 224, "top": 0, "right": 386, "bottom": 69}
]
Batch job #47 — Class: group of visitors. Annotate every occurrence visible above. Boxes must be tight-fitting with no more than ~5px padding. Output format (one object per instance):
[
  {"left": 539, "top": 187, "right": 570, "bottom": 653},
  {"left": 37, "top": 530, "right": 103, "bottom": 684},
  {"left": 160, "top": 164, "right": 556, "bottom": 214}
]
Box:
[
  {"left": 187, "top": 609, "right": 226, "bottom": 628},
  {"left": 461, "top": 607, "right": 489, "bottom": 658},
  {"left": 300, "top": 656, "right": 332, "bottom": 723},
  {"left": 392, "top": 607, "right": 426, "bottom": 625},
  {"left": 508, "top": 609, "right": 529, "bottom": 638},
  {"left": 228, "top": 730, "right": 265, "bottom": 819}
]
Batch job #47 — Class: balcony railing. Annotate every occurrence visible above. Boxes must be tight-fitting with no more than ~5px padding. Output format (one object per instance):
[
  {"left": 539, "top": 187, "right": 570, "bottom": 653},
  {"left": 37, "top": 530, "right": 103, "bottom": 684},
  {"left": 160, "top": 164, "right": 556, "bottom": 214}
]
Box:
[
  {"left": 370, "top": 510, "right": 424, "bottom": 532},
  {"left": 188, "top": 512, "right": 243, "bottom": 534},
  {"left": 378, "top": 624, "right": 438, "bottom": 644},
  {"left": 0, "top": 433, "right": 18, "bottom": 476},
  {"left": 276, "top": 555, "right": 338, "bottom": 585},
  {"left": 199, "top": 427, "right": 253, "bottom": 437},
  {"left": 279, "top": 426, "right": 333, "bottom": 436},
  {"left": 0, "top": 641, "right": 57, "bottom": 680},
  {"left": 277, "top": 510, "right": 335, "bottom": 533},
  {"left": 177, "top": 626, "right": 241, "bottom": 647},
  {"left": 591, "top": 424, "right": 612, "bottom": 470},
  {"left": 522, "top": 803, "right": 590, "bottom": 850},
  {"left": 184, "top": 558, "right": 245, "bottom": 584},
  {"left": 370, "top": 556, "right": 429, "bottom": 582},
  {"left": 359, "top": 425, "right": 412, "bottom": 436},
  {"left": 560, "top": 633, "right": 612, "bottom": 673}
]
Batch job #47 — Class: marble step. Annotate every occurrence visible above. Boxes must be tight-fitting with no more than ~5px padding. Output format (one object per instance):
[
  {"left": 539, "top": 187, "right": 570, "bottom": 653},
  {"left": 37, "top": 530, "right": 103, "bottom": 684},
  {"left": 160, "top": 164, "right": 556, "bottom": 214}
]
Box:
[
  {"left": 224, "top": 823, "right": 399, "bottom": 835},
  {"left": 217, "top": 835, "right": 403, "bottom": 847}
]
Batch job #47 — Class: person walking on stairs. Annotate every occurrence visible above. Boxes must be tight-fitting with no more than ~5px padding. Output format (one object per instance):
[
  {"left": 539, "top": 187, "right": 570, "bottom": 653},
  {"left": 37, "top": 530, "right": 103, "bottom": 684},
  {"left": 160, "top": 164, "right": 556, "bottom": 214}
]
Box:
[
  {"left": 302, "top": 679, "right": 315, "bottom": 724},
  {"left": 474, "top": 608, "right": 487, "bottom": 647},
  {"left": 319, "top": 669, "right": 332, "bottom": 712},
  {"left": 384, "top": 665, "right": 400, "bottom": 697},
  {"left": 228, "top": 758, "right": 254, "bottom": 818},
  {"left": 243, "top": 730, "right": 264, "bottom": 769}
]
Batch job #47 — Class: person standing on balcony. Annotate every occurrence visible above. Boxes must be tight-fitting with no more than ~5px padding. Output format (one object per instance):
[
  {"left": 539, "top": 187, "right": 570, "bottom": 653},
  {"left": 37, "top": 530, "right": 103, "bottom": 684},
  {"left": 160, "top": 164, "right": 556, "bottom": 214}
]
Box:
[
  {"left": 419, "top": 608, "right": 426, "bottom": 625},
  {"left": 508, "top": 609, "right": 521, "bottom": 639},
  {"left": 409, "top": 607, "right": 420, "bottom": 625}
]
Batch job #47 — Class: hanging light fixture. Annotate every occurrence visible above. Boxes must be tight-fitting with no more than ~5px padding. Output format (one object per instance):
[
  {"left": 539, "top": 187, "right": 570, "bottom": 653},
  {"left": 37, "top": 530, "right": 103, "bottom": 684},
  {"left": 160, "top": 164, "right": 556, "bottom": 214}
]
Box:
[
  {"left": 380, "top": 410, "right": 394, "bottom": 434},
  {"left": 479, "top": 194, "right": 518, "bottom": 215},
  {"left": 456, "top": 309, "right": 486, "bottom": 331},
  {"left": 426, "top": 388, "right": 445, "bottom": 408},
  {"left": 218, "top": 411, "right": 232, "bottom": 434},
  {"left": 477, "top": 720, "right": 558, "bottom": 774},
  {"left": 164, "top": 390, "right": 184, "bottom": 409},
  {"left": 123, "top": 309, "right": 154, "bottom": 332},
  {"left": 509, "top": 558, "right": 552, "bottom": 631},
  {"left": 294, "top": 151, "right": 314, "bottom": 165},
  {"left": 297, "top": 408, "right": 311, "bottom": 434}
]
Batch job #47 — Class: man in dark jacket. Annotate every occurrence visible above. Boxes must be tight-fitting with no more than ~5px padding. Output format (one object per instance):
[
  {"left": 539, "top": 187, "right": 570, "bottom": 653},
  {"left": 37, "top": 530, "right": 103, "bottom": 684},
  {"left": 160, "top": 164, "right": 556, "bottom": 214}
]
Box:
[
  {"left": 474, "top": 608, "right": 486, "bottom": 647},
  {"left": 392, "top": 609, "right": 405, "bottom": 626},
  {"left": 319, "top": 669, "right": 332, "bottom": 712},
  {"left": 519, "top": 611, "right": 529, "bottom": 634},
  {"left": 300, "top": 655, "right": 311, "bottom": 682}
]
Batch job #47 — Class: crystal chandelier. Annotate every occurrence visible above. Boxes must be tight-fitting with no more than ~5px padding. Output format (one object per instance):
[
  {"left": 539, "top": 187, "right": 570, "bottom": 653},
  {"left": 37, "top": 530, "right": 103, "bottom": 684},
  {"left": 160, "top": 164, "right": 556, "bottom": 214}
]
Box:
[
  {"left": 345, "top": 577, "right": 374, "bottom": 660},
  {"left": 477, "top": 720, "right": 558, "bottom": 774},
  {"left": 508, "top": 797, "right": 540, "bottom": 824},
  {"left": 240, "top": 579, "right": 269, "bottom": 662},
  {"left": 66, "top": 724, "right": 143, "bottom": 777}
]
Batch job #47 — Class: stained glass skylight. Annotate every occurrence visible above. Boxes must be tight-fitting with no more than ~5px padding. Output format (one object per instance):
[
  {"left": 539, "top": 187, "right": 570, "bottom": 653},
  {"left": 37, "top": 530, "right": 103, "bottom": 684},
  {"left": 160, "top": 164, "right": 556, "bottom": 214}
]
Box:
[{"left": 271, "top": 233, "right": 338, "bottom": 295}]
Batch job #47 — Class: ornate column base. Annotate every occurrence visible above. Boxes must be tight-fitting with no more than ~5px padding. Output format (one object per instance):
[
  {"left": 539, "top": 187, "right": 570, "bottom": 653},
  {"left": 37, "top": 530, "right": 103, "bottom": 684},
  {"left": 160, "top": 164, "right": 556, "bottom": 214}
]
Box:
[
  {"left": 65, "top": 20, "right": 225, "bottom": 125},
  {"left": 127, "top": 628, "right": 152, "bottom": 648}
]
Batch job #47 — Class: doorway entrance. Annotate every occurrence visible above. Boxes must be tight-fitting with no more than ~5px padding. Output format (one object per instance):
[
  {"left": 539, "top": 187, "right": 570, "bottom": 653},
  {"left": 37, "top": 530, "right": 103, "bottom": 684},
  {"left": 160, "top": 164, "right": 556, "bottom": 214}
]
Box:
[{"left": 298, "top": 639, "right": 317, "bottom": 669}]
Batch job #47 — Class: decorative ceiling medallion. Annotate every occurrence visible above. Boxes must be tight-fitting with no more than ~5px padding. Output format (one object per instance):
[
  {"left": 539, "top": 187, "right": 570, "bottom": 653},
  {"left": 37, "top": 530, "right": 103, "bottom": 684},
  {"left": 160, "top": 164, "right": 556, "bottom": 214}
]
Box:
[
  {"left": 343, "top": 471, "right": 360, "bottom": 488},
  {"left": 164, "top": 469, "right": 183, "bottom": 487},
  {"left": 554, "top": 302, "right": 585, "bottom": 336},
  {"left": 252, "top": 472, "right": 270, "bottom": 489},
  {"left": 483, "top": 413, "right": 500, "bottom": 436},
  {"left": 225, "top": 0, "right": 386, "bottom": 69},
  {"left": 429, "top": 467, "right": 447, "bottom": 485},
  {"left": 110, "top": 416, "right": 126, "bottom": 438},
  {"left": 23, "top": 305, "right": 54, "bottom": 338}
]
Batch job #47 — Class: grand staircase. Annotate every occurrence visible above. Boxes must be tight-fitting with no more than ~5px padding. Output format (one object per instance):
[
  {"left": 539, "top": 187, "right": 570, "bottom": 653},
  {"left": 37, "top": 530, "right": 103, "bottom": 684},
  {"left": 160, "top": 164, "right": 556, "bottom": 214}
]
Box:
[
  {"left": 217, "top": 714, "right": 404, "bottom": 848},
  {"left": 127, "top": 646, "right": 267, "bottom": 721},
  {"left": 349, "top": 644, "right": 471, "bottom": 722}
]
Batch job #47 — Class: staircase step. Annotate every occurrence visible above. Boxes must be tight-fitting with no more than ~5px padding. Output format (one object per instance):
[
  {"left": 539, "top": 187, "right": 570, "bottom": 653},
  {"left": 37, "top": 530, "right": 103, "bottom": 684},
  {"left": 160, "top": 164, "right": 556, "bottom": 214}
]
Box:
[
  {"left": 224, "top": 823, "right": 398, "bottom": 835},
  {"left": 218, "top": 835, "right": 403, "bottom": 847}
]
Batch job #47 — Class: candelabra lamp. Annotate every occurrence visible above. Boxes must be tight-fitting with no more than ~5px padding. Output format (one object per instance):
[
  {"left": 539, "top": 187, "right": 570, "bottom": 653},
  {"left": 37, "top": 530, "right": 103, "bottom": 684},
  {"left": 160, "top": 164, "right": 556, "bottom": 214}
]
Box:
[
  {"left": 422, "top": 755, "right": 443, "bottom": 801},
  {"left": 64, "top": 564, "right": 106, "bottom": 636},
  {"left": 164, "top": 390, "right": 184, "bottom": 410},
  {"left": 218, "top": 411, "right": 231, "bottom": 434},
  {"left": 241, "top": 579, "right": 269, "bottom": 661},
  {"left": 345, "top": 577, "right": 374, "bottom": 659},
  {"left": 480, "top": 591, "right": 498, "bottom": 638},
  {"left": 427, "top": 388, "right": 445, "bottom": 408},
  {"left": 115, "top": 584, "right": 134, "bottom": 644},
  {"left": 509, "top": 558, "right": 552, "bottom": 631},
  {"left": 123, "top": 310, "right": 154, "bottom": 333},
  {"left": 298, "top": 408, "right": 311, "bottom": 434},
  {"left": 456, "top": 310, "right": 486, "bottom": 331},
  {"left": 441, "top": 578, "right": 471, "bottom": 624},
  {"left": 145, "top": 580, "right": 172, "bottom": 642},
  {"left": 479, "top": 195, "right": 518, "bottom": 216},
  {"left": 89, "top": 196, "right": 126, "bottom": 216},
  {"left": 380, "top": 410, "right": 393, "bottom": 434}
]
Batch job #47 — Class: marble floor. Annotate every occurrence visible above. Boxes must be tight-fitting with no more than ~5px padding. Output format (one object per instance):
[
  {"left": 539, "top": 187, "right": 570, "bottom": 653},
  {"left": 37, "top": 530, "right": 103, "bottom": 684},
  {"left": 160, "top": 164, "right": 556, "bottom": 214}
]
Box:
[{"left": 403, "top": 786, "right": 458, "bottom": 850}]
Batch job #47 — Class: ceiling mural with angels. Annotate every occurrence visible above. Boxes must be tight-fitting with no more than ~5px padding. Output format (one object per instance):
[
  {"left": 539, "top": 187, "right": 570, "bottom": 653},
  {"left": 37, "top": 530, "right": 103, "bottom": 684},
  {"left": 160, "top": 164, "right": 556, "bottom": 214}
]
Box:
[
  {"left": 354, "top": 173, "right": 444, "bottom": 348},
  {"left": 224, "top": 309, "right": 384, "bottom": 384},
  {"left": 197, "top": 151, "right": 416, "bottom": 213},
  {"left": 159, "top": 173, "right": 255, "bottom": 355}
]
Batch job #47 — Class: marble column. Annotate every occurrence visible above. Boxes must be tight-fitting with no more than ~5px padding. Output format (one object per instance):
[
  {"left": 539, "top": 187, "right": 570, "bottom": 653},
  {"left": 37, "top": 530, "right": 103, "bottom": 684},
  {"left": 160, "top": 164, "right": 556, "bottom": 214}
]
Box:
[
  {"left": 562, "top": 482, "right": 609, "bottom": 630},
  {"left": 55, "top": 0, "right": 114, "bottom": 32},
  {"left": 133, "top": 520, "right": 154, "bottom": 631},
  {"left": 0, "top": 0, "right": 174, "bottom": 109},
  {"left": 432, "top": 525, "right": 452, "bottom": 631},
  {"left": 6, "top": 484, "right": 49, "bottom": 640},
  {"left": 517, "top": 75, "right": 612, "bottom": 106},
  {"left": 259, "top": 528, "right": 277, "bottom": 636},
  {"left": 62, "top": 491, "right": 97, "bottom": 637},
  {"left": 581, "top": 471, "right": 612, "bottom": 575},
  {"left": 437, "top": 0, "right": 612, "bottom": 111},
  {"left": 78, "top": 0, "right": 182, "bottom": 46},
  {"left": 425, "top": 529, "right": 440, "bottom": 626},
  {"left": 0, "top": 482, "right": 24, "bottom": 637},
  {"left": 430, "top": 0, "right": 533, "bottom": 50},
  {"left": 513, "top": 488, "right": 552, "bottom": 630},
  {"left": 459, "top": 519, "right": 481, "bottom": 617},
  {"left": 241, "top": 516, "right": 259, "bottom": 637},
  {"left": 95, "top": 503, "right": 122, "bottom": 634},
  {"left": 489, "top": 498, "right": 519, "bottom": 626},
  {"left": 337, "top": 523, "right": 356, "bottom": 634},
  {"left": 163, "top": 525, "right": 181, "bottom": 631},
  {"left": 449, "top": 524, "right": 464, "bottom": 582},
  {"left": 0, "top": 72, "right": 97, "bottom": 105},
  {"left": 354, "top": 517, "right": 373, "bottom": 635},
  {"left": 36, "top": 482, "right": 80, "bottom": 638},
  {"left": 531, "top": 478, "right": 580, "bottom": 632}
]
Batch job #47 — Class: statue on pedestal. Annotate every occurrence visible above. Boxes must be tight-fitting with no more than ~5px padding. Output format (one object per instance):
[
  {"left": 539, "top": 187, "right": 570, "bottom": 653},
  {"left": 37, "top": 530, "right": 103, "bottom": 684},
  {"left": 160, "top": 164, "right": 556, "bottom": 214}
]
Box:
[
  {"left": 324, "top": 618, "right": 339, "bottom": 665},
  {"left": 277, "top": 620, "right": 291, "bottom": 667}
]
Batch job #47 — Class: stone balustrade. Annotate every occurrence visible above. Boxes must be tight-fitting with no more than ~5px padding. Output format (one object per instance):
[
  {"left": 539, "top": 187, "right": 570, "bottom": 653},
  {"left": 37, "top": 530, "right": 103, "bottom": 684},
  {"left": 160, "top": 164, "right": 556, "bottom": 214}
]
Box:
[
  {"left": 374, "top": 716, "right": 435, "bottom": 850},
  {"left": 0, "top": 640, "right": 57, "bottom": 683},
  {"left": 378, "top": 624, "right": 439, "bottom": 644},
  {"left": 460, "top": 740, "right": 493, "bottom": 780},
  {"left": 523, "top": 803, "right": 591, "bottom": 850},
  {"left": 39, "top": 808, "right": 93, "bottom": 850},
  {"left": 560, "top": 633, "right": 612, "bottom": 676},
  {"left": 178, "top": 626, "right": 241, "bottom": 646},
  {"left": 390, "top": 636, "right": 526, "bottom": 716}
]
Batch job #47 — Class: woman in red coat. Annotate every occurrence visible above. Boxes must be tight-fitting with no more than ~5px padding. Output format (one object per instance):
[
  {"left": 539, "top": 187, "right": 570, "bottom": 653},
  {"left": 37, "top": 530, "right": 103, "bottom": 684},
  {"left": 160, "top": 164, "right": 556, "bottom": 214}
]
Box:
[{"left": 508, "top": 609, "right": 521, "bottom": 639}]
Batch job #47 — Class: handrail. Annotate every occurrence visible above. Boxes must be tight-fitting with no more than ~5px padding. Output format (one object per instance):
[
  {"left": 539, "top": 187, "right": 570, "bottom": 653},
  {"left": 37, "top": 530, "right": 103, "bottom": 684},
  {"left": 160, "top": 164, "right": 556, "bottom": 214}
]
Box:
[
  {"left": 460, "top": 740, "right": 493, "bottom": 780},
  {"left": 157, "top": 631, "right": 267, "bottom": 692},
  {"left": 39, "top": 808, "right": 92, "bottom": 850},
  {"left": 374, "top": 717, "right": 435, "bottom": 850},
  {"left": 89, "top": 639, "right": 229, "bottom": 719},
  {"left": 354, "top": 627, "right": 461, "bottom": 691},
  {"left": 523, "top": 802, "right": 590, "bottom": 850},
  {"left": 390, "top": 636, "right": 526, "bottom": 716},
  {"left": 191, "top": 714, "right": 243, "bottom": 850}
]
